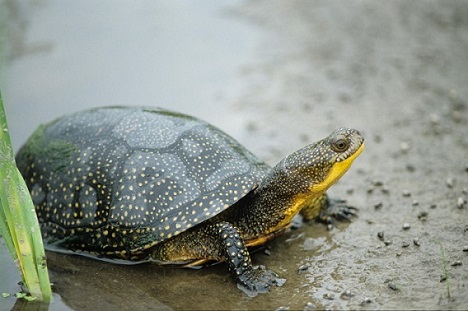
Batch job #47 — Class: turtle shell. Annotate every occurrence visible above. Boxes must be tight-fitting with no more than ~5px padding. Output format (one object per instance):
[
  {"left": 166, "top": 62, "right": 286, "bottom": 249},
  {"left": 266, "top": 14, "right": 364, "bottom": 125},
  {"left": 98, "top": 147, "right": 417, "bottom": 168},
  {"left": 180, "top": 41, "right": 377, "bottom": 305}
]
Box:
[{"left": 16, "top": 106, "right": 270, "bottom": 259}]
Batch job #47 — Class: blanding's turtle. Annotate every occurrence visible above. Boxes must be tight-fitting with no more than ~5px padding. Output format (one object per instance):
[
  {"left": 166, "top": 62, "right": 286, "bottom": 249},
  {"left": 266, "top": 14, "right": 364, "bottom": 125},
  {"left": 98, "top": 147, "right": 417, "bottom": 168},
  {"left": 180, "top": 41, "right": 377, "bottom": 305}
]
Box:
[{"left": 16, "top": 106, "right": 364, "bottom": 296}]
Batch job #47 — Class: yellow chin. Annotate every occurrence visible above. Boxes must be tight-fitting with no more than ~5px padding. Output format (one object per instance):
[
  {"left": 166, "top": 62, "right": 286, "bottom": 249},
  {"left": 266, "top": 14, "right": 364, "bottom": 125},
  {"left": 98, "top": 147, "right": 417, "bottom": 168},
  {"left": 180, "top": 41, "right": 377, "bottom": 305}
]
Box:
[{"left": 311, "top": 142, "right": 364, "bottom": 193}]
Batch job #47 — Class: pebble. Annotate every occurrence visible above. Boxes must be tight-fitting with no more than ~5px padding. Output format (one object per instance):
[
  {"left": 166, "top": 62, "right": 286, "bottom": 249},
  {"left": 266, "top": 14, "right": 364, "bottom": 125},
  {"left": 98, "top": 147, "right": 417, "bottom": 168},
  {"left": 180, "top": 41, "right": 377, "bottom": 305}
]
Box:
[
  {"left": 384, "top": 240, "right": 392, "bottom": 246},
  {"left": 400, "top": 142, "right": 410, "bottom": 153},
  {"left": 373, "top": 179, "right": 384, "bottom": 187},
  {"left": 276, "top": 306, "right": 289, "bottom": 311},
  {"left": 417, "top": 211, "right": 428, "bottom": 221},
  {"left": 463, "top": 246, "right": 468, "bottom": 252},
  {"left": 323, "top": 293, "right": 335, "bottom": 300},
  {"left": 440, "top": 275, "right": 447, "bottom": 283},
  {"left": 346, "top": 187, "right": 354, "bottom": 195},
  {"left": 412, "top": 200, "right": 419, "bottom": 206},
  {"left": 413, "top": 238, "right": 420, "bottom": 246},
  {"left": 303, "top": 302, "right": 316, "bottom": 311},
  {"left": 341, "top": 289, "right": 354, "bottom": 298},
  {"left": 298, "top": 265, "right": 309, "bottom": 274},
  {"left": 457, "top": 197, "right": 466, "bottom": 209},
  {"left": 402, "top": 242, "right": 410, "bottom": 248},
  {"left": 402, "top": 190, "right": 411, "bottom": 197},
  {"left": 388, "top": 282, "right": 399, "bottom": 291},
  {"left": 402, "top": 223, "right": 411, "bottom": 230},
  {"left": 362, "top": 297, "right": 372, "bottom": 305},
  {"left": 429, "top": 113, "right": 441, "bottom": 124},
  {"left": 446, "top": 178, "right": 455, "bottom": 188},
  {"left": 374, "top": 202, "right": 383, "bottom": 209},
  {"left": 264, "top": 249, "right": 271, "bottom": 256},
  {"left": 430, "top": 204, "right": 437, "bottom": 209},
  {"left": 451, "top": 261, "right": 462, "bottom": 267},
  {"left": 381, "top": 186, "right": 390, "bottom": 194},
  {"left": 377, "top": 231, "right": 385, "bottom": 240}
]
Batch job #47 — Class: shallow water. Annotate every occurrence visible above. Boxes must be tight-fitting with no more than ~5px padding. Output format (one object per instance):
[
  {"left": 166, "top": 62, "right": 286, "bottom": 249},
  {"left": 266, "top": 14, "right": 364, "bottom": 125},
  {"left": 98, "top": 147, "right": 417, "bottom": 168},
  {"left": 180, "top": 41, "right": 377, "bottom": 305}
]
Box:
[{"left": 1, "top": 1, "right": 468, "bottom": 310}]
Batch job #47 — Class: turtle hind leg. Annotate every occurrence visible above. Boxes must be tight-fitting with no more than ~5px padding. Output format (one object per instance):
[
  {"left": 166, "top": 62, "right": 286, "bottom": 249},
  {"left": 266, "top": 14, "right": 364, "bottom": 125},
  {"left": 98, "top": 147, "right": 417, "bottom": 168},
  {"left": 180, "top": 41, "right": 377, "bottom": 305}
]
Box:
[{"left": 149, "top": 221, "right": 284, "bottom": 296}]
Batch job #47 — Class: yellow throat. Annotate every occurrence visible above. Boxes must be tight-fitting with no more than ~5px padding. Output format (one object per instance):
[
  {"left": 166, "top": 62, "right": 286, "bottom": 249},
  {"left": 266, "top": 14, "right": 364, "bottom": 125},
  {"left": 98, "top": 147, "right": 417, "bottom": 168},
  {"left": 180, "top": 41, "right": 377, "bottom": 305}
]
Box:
[{"left": 270, "top": 142, "right": 364, "bottom": 233}]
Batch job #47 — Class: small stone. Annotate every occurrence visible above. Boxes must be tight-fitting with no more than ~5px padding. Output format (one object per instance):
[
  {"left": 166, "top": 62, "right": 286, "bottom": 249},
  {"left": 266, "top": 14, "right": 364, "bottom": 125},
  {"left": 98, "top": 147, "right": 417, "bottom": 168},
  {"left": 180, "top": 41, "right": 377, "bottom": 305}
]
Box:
[
  {"left": 388, "top": 282, "right": 399, "bottom": 291},
  {"left": 298, "top": 265, "right": 309, "bottom": 274},
  {"left": 341, "top": 289, "right": 354, "bottom": 298},
  {"left": 402, "top": 190, "right": 411, "bottom": 197},
  {"left": 362, "top": 297, "right": 372, "bottom": 305},
  {"left": 451, "top": 261, "right": 462, "bottom": 267},
  {"left": 304, "top": 302, "right": 316, "bottom": 311},
  {"left": 417, "top": 211, "right": 428, "bottom": 221},
  {"left": 396, "top": 252, "right": 402, "bottom": 257},
  {"left": 373, "top": 180, "right": 384, "bottom": 187},
  {"left": 402, "top": 242, "right": 410, "bottom": 248},
  {"left": 463, "top": 246, "right": 468, "bottom": 252},
  {"left": 457, "top": 197, "right": 466, "bottom": 209},
  {"left": 264, "top": 249, "right": 271, "bottom": 256},
  {"left": 346, "top": 187, "right": 354, "bottom": 195},
  {"left": 440, "top": 275, "right": 447, "bottom": 282},
  {"left": 430, "top": 204, "right": 437, "bottom": 209},
  {"left": 276, "top": 306, "right": 289, "bottom": 311},
  {"left": 429, "top": 113, "right": 441, "bottom": 124},
  {"left": 463, "top": 188, "right": 468, "bottom": 195},
  {"left": 413, "top": 238, "right": 420, "bottom": 246},
  {"left": 381, "top": 186, "right": 390, "bottom": 194},
  {"left": 446, "top": 178, "right": 455, "bottom": 188},
  {"left": 400, "top": 142, "right": 410, "bottom": 153},
  {"left": 367, "top": 186, "right": 374, "bottom": 194},
  {"left": 377, "top": 231, "right": 385, "bottom": 240},
  {"left": 374, "top": 202, "right": 383, "bottom": 209},
  {"left": 384, "top": 240, "right": 392, "bottom": 246},
  {"left": 402, "top": 223, "right": 411, "bottom": 230},
  {"left": 323, "top": 293, "right": 335, "bottom": 300},
  {"left": 412, "top": 200, "right": 419, "bottom": 206}
]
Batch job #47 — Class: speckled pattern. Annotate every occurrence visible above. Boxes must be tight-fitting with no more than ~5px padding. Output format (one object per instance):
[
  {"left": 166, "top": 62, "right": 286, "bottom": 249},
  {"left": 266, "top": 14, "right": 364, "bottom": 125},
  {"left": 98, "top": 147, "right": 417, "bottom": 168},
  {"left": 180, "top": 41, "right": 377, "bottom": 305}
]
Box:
[{"left": 16, "top": 107, "right": 270, "bottom": 258}]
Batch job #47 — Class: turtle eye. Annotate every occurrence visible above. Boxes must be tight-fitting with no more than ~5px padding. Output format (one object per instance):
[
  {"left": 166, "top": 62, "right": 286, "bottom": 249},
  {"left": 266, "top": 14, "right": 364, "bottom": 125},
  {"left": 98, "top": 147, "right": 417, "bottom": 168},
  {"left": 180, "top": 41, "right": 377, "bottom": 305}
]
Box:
[{"left": 331, "top": 137, "right": 350, "bottom": 152}]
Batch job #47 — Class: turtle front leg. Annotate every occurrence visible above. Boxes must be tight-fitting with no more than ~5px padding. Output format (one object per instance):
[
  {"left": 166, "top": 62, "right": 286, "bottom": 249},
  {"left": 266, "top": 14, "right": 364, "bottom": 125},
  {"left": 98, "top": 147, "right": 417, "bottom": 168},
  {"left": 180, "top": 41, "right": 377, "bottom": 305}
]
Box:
[
  {"left": 149, "top": 222, "right": 284, "bottom": 296},
  {"left": 213, "top": 222, "right": 284, "bottom": 296},
  {"left": 300, "top": 193, "right": 357, "bottom": 225}
]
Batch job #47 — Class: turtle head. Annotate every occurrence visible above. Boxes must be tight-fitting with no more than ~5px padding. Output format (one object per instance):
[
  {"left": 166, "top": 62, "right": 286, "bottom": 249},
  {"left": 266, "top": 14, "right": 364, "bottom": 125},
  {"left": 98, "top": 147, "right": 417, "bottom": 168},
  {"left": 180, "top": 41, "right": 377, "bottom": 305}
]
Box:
[
  {"left": 222, "top": 128, "right": 364, "bottom": 240},
  {"left": 275, "top": 127, "right": 364, "bottom": 195}
]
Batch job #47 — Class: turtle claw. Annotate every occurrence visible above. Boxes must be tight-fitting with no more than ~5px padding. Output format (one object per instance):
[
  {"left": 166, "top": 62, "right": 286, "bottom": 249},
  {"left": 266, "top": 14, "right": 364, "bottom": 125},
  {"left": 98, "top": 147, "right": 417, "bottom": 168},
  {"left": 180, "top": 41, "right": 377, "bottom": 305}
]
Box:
[
  {"left": 237, "top": 266, "right": 285, "bottom": 297},
  {"left": 318, "top": 198, "right": 358, "bottom": 226}
]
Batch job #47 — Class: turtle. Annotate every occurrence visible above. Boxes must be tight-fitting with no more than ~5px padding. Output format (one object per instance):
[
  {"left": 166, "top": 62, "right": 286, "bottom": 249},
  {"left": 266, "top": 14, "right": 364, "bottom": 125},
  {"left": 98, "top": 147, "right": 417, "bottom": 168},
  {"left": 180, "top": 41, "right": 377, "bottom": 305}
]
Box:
[{"left": 16, "top": 106, "right": 364, "bottom": 296}]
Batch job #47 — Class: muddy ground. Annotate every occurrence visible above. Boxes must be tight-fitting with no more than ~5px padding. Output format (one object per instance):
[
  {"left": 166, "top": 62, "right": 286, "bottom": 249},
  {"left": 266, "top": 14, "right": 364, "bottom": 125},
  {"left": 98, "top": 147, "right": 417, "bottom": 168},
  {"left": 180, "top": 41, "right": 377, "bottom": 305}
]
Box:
[{"left": 1, "top": 1, "right": 467, "bottom": 310}]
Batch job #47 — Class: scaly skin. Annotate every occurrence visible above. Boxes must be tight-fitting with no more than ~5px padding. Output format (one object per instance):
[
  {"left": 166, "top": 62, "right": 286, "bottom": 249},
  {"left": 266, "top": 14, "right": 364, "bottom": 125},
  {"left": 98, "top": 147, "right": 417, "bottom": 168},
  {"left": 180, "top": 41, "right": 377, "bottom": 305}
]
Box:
[{"left": 151, "top": 128, "right": 364, "bottom": 294}]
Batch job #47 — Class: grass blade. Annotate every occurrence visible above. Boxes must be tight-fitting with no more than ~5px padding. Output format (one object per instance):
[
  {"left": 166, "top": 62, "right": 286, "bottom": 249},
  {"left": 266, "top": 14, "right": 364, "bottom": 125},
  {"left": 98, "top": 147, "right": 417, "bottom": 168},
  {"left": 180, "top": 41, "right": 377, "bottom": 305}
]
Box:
[{"left": 0, "top": 90, "right": 52, "bottom": 302}]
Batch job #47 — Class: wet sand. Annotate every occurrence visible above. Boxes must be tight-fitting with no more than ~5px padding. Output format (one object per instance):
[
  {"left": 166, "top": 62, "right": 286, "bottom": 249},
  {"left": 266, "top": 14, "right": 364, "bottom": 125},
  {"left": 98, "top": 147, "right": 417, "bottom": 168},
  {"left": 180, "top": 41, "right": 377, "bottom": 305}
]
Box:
[{"left": 1, "top": 1, "right": 467, "bottom": 310}]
